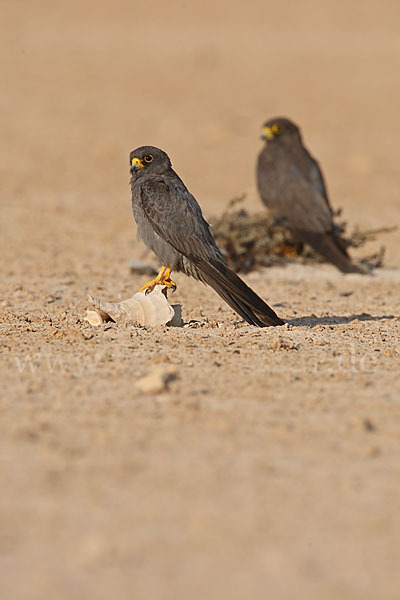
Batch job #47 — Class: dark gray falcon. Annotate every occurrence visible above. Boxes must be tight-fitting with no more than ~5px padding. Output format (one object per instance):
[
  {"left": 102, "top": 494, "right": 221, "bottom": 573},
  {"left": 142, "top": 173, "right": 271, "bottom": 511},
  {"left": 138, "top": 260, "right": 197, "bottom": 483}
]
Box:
[
  {"left": 257, "top": 117, "right": 366, "bottom": 274},
  {"left": 130, "top": 146, "right": 284, "bottom": 327}
]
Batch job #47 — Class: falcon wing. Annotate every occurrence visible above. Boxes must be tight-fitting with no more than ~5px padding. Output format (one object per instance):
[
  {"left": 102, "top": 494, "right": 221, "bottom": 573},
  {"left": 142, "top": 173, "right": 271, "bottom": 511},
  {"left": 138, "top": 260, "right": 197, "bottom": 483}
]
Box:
[
  {"left": 137, "top": 176, "right": 220, "bottom": 263},
  {"left": 278, "top": 165, "right": 334, "bottom": 234},
  {"left": 279, "top": 167, "right": 365, "bottom": 272},
  {"left": 308, "top": 157, "right": 335, "bottom": 215}
]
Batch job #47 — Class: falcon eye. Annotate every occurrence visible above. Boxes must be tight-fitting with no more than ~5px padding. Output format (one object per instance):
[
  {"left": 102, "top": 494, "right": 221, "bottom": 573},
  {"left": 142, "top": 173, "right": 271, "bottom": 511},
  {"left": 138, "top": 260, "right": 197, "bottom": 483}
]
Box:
[
  {"left": 144, "top": 154, "right": 153, "bottom": 163},
  {"left": 272, "top": 123, "right": 285, "bottom": 134}
]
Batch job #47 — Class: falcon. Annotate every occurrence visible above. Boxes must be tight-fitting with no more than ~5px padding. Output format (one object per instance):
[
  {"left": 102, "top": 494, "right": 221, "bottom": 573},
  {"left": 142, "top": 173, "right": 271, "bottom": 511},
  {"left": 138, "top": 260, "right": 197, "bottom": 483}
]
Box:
[
  {"left": 257, "top": 117, "right": 366, "bottom": 273},
  {"left": 130, "top": 146, "right": 284, "bottom": 327}
]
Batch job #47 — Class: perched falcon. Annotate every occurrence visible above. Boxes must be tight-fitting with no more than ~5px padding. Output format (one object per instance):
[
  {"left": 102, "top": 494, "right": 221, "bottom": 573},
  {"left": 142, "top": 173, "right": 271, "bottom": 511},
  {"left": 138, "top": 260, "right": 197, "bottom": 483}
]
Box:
[
  {"left": 130, "top": 146, "right": 284, "bottom": 326},
  {"left": 257, "top": 117, "right": 366, "bottom": 274}
]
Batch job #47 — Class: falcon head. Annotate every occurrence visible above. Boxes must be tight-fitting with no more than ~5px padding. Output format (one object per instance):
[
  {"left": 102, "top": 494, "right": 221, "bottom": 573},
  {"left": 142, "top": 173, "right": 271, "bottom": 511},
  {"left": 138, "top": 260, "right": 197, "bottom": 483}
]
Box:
[
  {"left": 261, "top": 117, "right": 301, "bottom": 143},
  {"left": 130, "top": 146, "right": 172, "bottom": 177}
]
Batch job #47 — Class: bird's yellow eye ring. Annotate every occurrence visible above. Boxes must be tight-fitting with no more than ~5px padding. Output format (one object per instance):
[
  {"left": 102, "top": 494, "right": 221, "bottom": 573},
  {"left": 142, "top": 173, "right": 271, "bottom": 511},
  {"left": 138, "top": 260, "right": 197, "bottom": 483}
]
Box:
[
  {"left": 272, "top": 123, "right": 285, "bottom": 134},
  {"left": 144, "top": 154, "right": 153, "bottom": 163}
]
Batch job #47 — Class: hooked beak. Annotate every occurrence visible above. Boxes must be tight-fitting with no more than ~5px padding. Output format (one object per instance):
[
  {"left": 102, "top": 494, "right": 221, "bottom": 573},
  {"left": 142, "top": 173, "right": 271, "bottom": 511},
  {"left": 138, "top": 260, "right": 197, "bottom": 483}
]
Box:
[
  {"left": 130, "top": 157, "right": 144, "bottom": 173},
  {"left": 261, "top": 126, "right": 274, "bottom": 141}
]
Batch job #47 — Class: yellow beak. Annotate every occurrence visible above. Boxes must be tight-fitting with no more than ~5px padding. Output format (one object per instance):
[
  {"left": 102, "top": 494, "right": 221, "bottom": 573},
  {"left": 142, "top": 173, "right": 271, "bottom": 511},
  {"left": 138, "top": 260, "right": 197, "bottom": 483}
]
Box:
[
  {"left": 262, "top": 126, "right": 275, "bottom": 141},
  {"left": 131, "top": 157, "right": 144, "bottom": 171}
]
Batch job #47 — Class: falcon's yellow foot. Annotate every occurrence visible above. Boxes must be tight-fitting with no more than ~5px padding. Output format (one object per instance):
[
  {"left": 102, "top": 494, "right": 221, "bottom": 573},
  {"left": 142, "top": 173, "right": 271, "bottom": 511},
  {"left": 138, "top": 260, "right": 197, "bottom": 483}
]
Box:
[
  {"left": 139, "top": 266, "right": 177, "bottom": 295},
  {"left": 160, "top": 268, "right": 177, "bottom": 292},
  {"left": 274, "top": 242, "right": 302, "bottom": 258}
]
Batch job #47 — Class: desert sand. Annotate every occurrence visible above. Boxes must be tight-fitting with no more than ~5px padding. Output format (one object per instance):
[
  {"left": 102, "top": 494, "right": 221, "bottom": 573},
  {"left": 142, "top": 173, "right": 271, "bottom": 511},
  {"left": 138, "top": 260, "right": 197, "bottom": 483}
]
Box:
[{"left": 1, "top": 1, "right": 400, "bottom": 598}]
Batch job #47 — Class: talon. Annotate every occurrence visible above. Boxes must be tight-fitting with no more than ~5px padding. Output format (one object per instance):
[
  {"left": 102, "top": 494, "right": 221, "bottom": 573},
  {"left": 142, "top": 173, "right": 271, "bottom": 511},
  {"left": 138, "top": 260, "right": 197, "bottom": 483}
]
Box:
[
  {"left": 139, "top": 266, "right": 167, "bottom": 294},
  {"left": 161, "top": 268, "right": 177, "bottom": 292},
  {"left": 138, "top": 266, "right": 177, "bottom": 294},
  {"left": 163, "top": 282, "right": 177, "bottom": 293},
  {"left": 139, "top": 280, "right": 159, "bottom": 294}
]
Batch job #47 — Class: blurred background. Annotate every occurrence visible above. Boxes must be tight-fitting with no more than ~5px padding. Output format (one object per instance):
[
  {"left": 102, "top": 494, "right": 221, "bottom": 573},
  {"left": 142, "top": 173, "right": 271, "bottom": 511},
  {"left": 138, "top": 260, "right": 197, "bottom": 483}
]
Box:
[
  {"left": 1, "top": 3, "right": 400, "bottom": 600},
  {"left": 1, "top": 0, "right": 399, "bottom": 274}
]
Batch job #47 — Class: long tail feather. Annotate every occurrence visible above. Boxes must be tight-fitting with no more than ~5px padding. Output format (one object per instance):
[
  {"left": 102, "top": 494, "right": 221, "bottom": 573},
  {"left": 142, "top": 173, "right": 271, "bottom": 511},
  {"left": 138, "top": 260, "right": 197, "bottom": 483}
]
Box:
[
  {"left": 295, "top": 229, "right": 368, "bottom": 274},
  {"left": 198, "top": 259, "right": 284, "bottom": 327}
]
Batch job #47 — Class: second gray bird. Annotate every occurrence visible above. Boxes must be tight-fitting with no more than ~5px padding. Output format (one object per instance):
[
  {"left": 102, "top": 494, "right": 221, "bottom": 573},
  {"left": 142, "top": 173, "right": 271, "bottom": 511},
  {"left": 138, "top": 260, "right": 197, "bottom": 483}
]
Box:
[
  {"left": 130, "top": 146, "right": 284, "bottom": 327},
  {"left": 257, "top": 117, "right": 366, "bottom": 274}
]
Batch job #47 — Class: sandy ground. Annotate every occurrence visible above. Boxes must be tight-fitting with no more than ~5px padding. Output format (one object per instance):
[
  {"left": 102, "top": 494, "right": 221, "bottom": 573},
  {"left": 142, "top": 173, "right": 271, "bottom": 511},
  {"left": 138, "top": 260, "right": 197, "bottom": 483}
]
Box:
[{"left": 1, "top": 1, "right": 400, "bottom": 598}]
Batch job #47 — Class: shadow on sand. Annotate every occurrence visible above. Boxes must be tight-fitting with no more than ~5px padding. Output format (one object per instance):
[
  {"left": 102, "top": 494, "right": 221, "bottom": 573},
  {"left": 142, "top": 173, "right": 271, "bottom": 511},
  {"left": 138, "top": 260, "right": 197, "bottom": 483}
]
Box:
[{"left": 287, "top": 313, "right": 399, "bottom": 328}]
